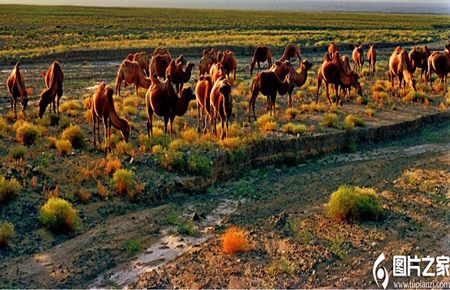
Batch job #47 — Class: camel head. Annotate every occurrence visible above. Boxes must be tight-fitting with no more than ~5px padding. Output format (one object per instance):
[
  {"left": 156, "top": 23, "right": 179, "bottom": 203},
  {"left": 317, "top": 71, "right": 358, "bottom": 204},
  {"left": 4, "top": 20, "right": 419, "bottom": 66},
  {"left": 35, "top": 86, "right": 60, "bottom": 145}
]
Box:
[
  {"left": 274, "top": 60, "right": 295, "bottom": 77},
  {"left": 219, "top": 79, "right": 233, "bottom": 115},
  {"left": 122, "top": 122, "right": 131, "bottom": 142},
  {"left": 181, "top": 86, "right": 196, "bottom": 102},
  {"left": 175, "top": 55, "right": 187, "bottom": 66},
  {"left": 38, "top": 90, "right": 50, "bottom": 118},
  {"left": 186, "top": 62, "right": 195, "bottom": 71},
  {"left": 301, "top": 60, "right": 313, "bottom": 71},
  {"left": 350, "top": 72, "right": 363, "bottom": 97}
]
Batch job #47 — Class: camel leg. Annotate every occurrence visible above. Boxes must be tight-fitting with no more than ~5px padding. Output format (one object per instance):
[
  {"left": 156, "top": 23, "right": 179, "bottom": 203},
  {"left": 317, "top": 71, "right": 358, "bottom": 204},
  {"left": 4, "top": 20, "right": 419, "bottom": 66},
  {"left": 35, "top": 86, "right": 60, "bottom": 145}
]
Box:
[
  {"left": 102, "top": 118, "right": 108, "bottom": 152},
  {"left": 221, "top": 118, "right": 225, "bottom": 139},
  {"left": 169, "top": 116, "right": 175, "bottom": 139},
  {"left": 334, "top": 84, "right": 340, "bottom": 105},
  {"left": 135, "top": 84, "right": 139, "bottom": 97},
  {"left": 163, "top": 116, "right": 169, "bottom": 135},
  {"left": 271, "top": 93, "right": 276, "bottom": 116},
  {"left": 325, "top": 84, "right": 332, "bottom": 106},
  {"left": 93, "top": 114, "right": 97, "bottom": 146},
  {"left": 13, "top": 100, "right": 17, "bottom": 119},
  {"left": 316, "top": 76, "right": 322, "bottom": 104},
  {"left": 197, "top": 102, "right": 202, "bottom": 133},
  {"left": 146, "top": 111, "right": 153, "bottom": 137}
]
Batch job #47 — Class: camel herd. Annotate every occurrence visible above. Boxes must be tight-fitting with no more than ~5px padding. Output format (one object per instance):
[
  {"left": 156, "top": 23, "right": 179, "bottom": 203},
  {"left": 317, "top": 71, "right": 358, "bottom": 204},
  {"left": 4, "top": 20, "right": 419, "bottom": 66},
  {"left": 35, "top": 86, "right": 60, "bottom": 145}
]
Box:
[{"left": 4, "top": 41, "right": 450, "bottom": 150}]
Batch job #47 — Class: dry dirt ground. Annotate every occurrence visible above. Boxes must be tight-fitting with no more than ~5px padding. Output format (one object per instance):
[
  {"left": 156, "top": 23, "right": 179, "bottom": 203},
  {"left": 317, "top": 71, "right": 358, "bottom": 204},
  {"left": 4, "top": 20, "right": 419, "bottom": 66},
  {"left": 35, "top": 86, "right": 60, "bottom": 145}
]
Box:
[{"left": 0, "top": 45, "right": 449, "bottom": 288}]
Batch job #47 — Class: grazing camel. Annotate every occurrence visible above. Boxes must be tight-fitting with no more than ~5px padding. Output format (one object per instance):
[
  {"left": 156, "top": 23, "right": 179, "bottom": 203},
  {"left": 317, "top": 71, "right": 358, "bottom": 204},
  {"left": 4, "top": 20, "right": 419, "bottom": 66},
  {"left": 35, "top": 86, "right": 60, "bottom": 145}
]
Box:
[
  {"left": 209, "top": 62, "right": 226, "bottom": 84},
  {"left": 127, "top": 52, "right": 151, "bottom": 77},
  {"left": 427, "top": 42, "right": 450, "bottom": 94},
  {"left": 210, "top": 77, "right": 233, "bottom": 139},
  {"left": 388, "top": 47, "right": 416, "bottom": 95},
  {"left": 352, "top": 44, "right": 364, "bottom": 72},
  {"left": 38, "top": 61, "right": 64, "bottom": 118},
  {"left": 279, "top": 43, "right": 301, "bottom": 67},
  {"left": 115, "top": 60, "right": 152, "bottom": 97},
  {"left": 248, "top": 71, "right": 291, "bottom": 121},
  {"left": 316, "top": 52, "right": 363, "bottom": 105},
  {"left": 195, "top": 75, "right": 213, "bottom": 133},
  {"left": 328, "top": 42, "right": 338, "bottom": 58},
  {"left": 409, "top": 45, "right": 431, "bottom": 82},
  {"left": 218, "top": 50, "right": 237, "bottom": 82},
  {"left": 92, "top": 82, "right": 131, "bottom": 152},
  {"left": 6, "top": 62, "right": 30, "bottom": 119},
  {"left": 367, "top": 44, "right": 377, "bottom": 74},
  {"left": 250, "top": 46, "right": 273, "bottom": 76},
  {"left": 152, "top": 47, "right": 172, "bottom": 58},
  {"left": 145, "top": 73, "right": 196, "bottom": 138},
  {"left": 166, "top": 59, "right": 195, "bottom": 93},
  {"left": 199, "top": 48, "right": 218, "bottom": 76}
]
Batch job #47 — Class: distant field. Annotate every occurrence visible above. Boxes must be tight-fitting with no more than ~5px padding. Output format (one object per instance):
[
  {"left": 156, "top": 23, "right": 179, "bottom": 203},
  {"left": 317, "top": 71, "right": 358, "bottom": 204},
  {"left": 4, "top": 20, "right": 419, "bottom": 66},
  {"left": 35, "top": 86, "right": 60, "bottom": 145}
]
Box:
[{"left": 0, "top": 5, "right": 449, "bottom": 60}]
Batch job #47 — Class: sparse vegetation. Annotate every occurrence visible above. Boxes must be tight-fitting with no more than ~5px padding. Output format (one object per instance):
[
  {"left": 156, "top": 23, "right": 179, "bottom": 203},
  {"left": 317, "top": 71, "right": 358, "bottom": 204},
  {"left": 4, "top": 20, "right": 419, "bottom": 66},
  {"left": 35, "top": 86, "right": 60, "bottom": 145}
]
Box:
[
  {"left": 8, "top": 145, "right": 27, "bottom": 160},
  {"left": 282, "top": 122, "right": 307, "bottom": 135},
  {"left": 39, "top": 197, "right": 80, "bottom": 232},
  {"left": 61, "top": 125, "right": 86, "bottom": 148},
  {"left": 343, "top": 114, "right": 365, "bottom": 129},
  {"left": 112, "top": 169, "right": 135, "bottom": 196},
  {"left": 15, "top": 122, "right": 40, "bottom": 145},
  {"left": 326, "top": 185, "right": 382, "bottom": 222},
  {"left": 0, "top": 176, "right": 21, "bottom": 204},
  {"left": 56, "top": 139, "right": 72, "bottom": 155},
  {"left": 320, "top": 113, "right": 339, "bottom": 128},
  {"left": 123, "top": 239, "right": 141, "bottom": 253},
  {"left": 187, "top": 152, "right": 212, "bottom": 175},
  {"left": 222, "top": 226, "right": 248, "bottom": 254},
  {"left": 0, "top": 221, "right": 14, "bottom": 247}
]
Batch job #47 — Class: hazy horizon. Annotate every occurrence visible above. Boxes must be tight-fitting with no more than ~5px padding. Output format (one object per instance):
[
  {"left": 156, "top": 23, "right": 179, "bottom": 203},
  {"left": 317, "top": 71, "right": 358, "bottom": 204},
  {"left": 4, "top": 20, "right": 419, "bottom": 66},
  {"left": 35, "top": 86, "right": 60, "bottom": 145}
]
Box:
[{"left": 0, "top": 0, "right": 449, "bottom": 14}]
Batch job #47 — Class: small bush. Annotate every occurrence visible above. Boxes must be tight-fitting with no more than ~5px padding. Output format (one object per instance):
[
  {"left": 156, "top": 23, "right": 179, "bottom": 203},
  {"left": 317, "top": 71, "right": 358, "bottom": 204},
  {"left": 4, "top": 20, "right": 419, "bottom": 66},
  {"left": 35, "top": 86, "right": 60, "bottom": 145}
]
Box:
[
  {"left": 39, "top": 197, "right": 80, "bottom": 232},
  {"left": 181, "top": 128, "right": 198, "bottom": 143},
  {"left": 123, "top": 239, "right": 141, "bottom": 253},
  {"left": 112, "top": 169, "right": 135, "bottom": 195},
  {"left": 97, "top": 181, "right": 109, "bottom": 200},
  {"left": 284, "top": 108, "right": 300, "bottom": 120},
  {"left": 39, "top": 113, "right": 60, "bottom": 127},
  {"left": 0, "top": 221, "right": 14, "bottom": 246},
  {"left": 59, "top": 100, "right": 81, "bottom": 113},
  {"left": 403, "top": 91, "right": 431, "bottom": 103},
  {"left": 255, "top": 113, "right": 275, "bottom": 128},
  {"left": 0, "top": 176, "right": 21, "bottom": 204},
  {"left": 218, "top": 137, "right": 243, "bottom": 150},
  {"left": 8, "top": 145, "right": 27, "bottom": 160},
  {"left": 168, "top": 139, "right": 191, "bottom": 152},
  {"left": 320, "top": 113, "right": 339, "bottom": 128},
  {"left": 365, "top": 108, "right": 375, "bottom": 118},
  {"left": 282, "top": 122, "right": 307, "bottom": 135},
  {"left": 156, "top": 150, "right": 186, "bottom": 171},
  {"left": 76, "top": 189, "right": 91, "bottom": 203},
  {"left": 222, "top": 226, "right": 248, "bottom": 254},
  {"left": 343, "top": 114, "right": 365, "bottom": 130},
  {"left": 0, "top": 117, "right": 9, "bottom": 133},
  {"left": 47, "top": 136, "right": 58, "bottom": 148},
  {"left": 56, "top": 139, "right": 72, "bottom": 155},
  {"left": 326, "top": 185, "right": 382, "bottom": 222},
  {"left": 104, "top": 157, "right": 121, "bottom": 175},
  {"left": 115, "top": 141, "right": 133, "bottom": 156},
  {"left": 151, "top": 144, "right": 163, "bottom": 154},
  {"left": 61, "top": 125, "right": 85, "bottom": 148},
  {"left": 187, "top": 152, "right": 211, "bottom": 175},
  {"left": 15, "top": 122, "right": 40, "bottom": 145},
  {"left": 262, "top": 121, "right": 277, "bottom": 132}
]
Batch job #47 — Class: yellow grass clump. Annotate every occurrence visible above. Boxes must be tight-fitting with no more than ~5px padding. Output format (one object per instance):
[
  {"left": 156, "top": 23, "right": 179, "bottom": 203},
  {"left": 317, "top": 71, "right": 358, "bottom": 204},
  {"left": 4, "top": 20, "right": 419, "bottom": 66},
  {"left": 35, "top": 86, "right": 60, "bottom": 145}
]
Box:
[{"left": 222, "top": 226, "right": 248, "bottom": 255}]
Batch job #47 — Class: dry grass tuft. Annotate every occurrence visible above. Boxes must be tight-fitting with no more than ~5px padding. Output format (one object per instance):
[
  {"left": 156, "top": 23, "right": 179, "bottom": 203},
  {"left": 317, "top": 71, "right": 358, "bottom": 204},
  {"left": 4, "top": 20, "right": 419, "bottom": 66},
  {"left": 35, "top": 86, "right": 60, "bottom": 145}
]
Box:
[{"left": 222, "top": 226, "right": 248, "bottom": 254}]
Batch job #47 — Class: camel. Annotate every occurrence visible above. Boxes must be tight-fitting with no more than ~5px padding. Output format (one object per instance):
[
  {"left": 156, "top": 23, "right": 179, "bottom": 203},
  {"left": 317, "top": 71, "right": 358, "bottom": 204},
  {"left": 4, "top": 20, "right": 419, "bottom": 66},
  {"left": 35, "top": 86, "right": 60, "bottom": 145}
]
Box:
[
  {"left": 126, "top": 52, "right": 151, "bottom": 77},
  {"left": 279, "top": 43, "right": 301, "bottom": 67},
  {"left": 115, "top": 60, "right": 152, "bottom": 97},
  {"left": 388, "top": 47, "right": 416, "bottom": 95},
  {"left": 199, "top": 48, "right": 218, "bottom": 76},
  {"left": 151, "top": 54, "right": 186, "bottom": 79},
  {"left": 6, "top": 62, "right": 30, "bottom": 119},
  {"left": 92, "top": 82, "right": 131, "bottom": 152},
  {"left": 367, "top": 44, "right": 377, "bottom": 74},
  {"left": 38, "top": 61, "right": 64, "bottom": 118},
  {"left": 352, "top": 44, "right": 364, "bottom": 72},
  {"left": 248, "top": 71, "right": 291, "bottom": 121},
  {"left": 316, "top": 52, "right": 363, "bottom": 105},
  {"left": 218, "top": 50, "right": 237, "bottom": 82},
  {"left": 195, "top": 75, "right": 213, "bottom": 133},
  {"left": 427, "top": 42, "right": 450, "bottom": 94},
  {"left": 145, "top": 73, "right": 196, "bottom": 138},
  {"left": 166, "top": 59, "right": 195, "bottom": 93},
  {"left": 209, "top": 62, "right": 226, "bottom": 84},
  {"left": 328, "top": 42, "right": 338, "bottom": 58},
  {"left": 286, "top": 60, "right": 313, "bottom": 108},
  {"left": 409, "top": 45, "right": 431, "bottom": 82},
  {"left": 152, "top": 47, "right": 172, "bottom": 58},
  {"left": 210, "top": 77, "right": 233, "bottom": 139},
  {"left": 250, "top": 46, "right": 273, "bottom": 76}
]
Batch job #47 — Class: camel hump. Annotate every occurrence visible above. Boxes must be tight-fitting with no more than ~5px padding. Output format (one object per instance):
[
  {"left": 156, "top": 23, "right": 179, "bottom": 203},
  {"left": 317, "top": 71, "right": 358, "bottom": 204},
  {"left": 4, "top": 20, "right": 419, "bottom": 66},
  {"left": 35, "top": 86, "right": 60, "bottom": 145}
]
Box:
[{"left": 15, "top": 61, "right": 21, "bottom": 68}]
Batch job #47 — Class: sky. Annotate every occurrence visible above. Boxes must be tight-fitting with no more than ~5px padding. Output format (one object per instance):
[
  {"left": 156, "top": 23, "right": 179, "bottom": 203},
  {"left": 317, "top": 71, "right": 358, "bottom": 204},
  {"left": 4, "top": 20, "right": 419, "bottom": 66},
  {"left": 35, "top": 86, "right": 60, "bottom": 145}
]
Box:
[{"left": 0, "top": 0, "right": 449, "bottom": 14}]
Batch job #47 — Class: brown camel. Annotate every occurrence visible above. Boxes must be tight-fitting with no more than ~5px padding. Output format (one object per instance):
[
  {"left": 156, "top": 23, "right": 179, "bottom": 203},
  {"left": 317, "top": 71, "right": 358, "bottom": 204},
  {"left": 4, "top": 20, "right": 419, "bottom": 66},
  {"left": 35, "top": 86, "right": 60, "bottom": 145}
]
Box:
[
  {"left": 248, "top": 71, "right": 291, "bottom": 121},
  {"left": 152, "top": 47, "right": 172, "bottom": 58},
  {"left": 279, "top": 43, "right": 302, "bottom": 67},
  {"left": 352, "top": 44, "right": 364, "bottom": 72},
  {"left": 316, "top": 52, "right": 363, "bottom": 105},
  {"left": 151, "top": 54, "right": 186, "bottom": 79},
  {"left": 209, "top": 62, "right": 226, "bottom": 84},
  {"left": 127, "top": 52, "right": 151, "bottom": 77},
  {"left": 409, "top": 45, "right": 431, "bottom": 82},
  {"left": 38, "top": 61, "right": 64, "bottom": 118},
  {"left": 195, "top": 75, "right": 214, "bottom": 133},
  {"left": 286, "top": 60, "right": 313, "bottom": 108},
  {"left": 115, "top": 60, "right": 152, "bottom": 97},
  {"left": 146, "top": 73, "right": 196, "bottom": 138},
  {"left": 367, "top": 44, "right": 377, "bottom": 74},
  {"left": 6, "top": 62, "right": 30, "bottom": 119},
  {"left": 328, "top": 42, "right": 338, "bottom": 58},
  {"left": 427, "top": 42, "right": 450, "bottom": 94},
  {"left": 250, "top": 46, "right": 273, "bottom": 76},
  {"left": 388, "top": 47, "right": 416, "bottom": 95},
  {"left": 199, "top": 48, "right": 218, "bottom": 76},
  {"left": 92, "top": 82, "right": 131, "bottom": 152},
  {"left": 166, "top": 59, "right": 195, "bottom": 93},
  {"left": 210, "top": 77, "right": 233, "bottom": 139},
  {"left": 218, "top": 50, "right": 237, "bottom": 82}
]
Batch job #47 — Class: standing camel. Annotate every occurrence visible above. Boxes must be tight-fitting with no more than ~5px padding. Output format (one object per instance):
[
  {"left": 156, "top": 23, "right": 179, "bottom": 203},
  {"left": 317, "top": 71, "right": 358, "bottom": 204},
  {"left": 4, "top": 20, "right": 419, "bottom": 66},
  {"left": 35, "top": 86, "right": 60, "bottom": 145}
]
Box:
[
  {"left": 38, "top": 61, "right": 64, "bottom": 118},
  {"left": 6, "top": 62, "right": 30, "bottom": 119},
  {"left": 250, "top": 46, "right": 273, "bottom": 76}
]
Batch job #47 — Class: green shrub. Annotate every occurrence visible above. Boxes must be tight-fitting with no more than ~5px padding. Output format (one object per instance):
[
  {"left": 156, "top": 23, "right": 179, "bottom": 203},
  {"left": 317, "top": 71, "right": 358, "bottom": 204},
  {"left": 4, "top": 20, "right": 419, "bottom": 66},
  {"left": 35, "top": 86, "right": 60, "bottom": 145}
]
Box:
[
  {"left": 187, "top": 152, "right": 211, "bottom": 175},
  {"left": 39, "top": 197, "right": 80, "bottom": 232},
  {"left": 156, "top": 150, "right": 186, "bottom": 171},
  {"left": 8, "top": 145, "right": 27, "bottom": 160},
  {"left": 123, "top": 239, "right": 141, "bottom": 253},
  {"left": 61, "top": 125, "right": 85, "bottom": 148},
  {"left": 282, "top": 122, "right": 307, "bottom": 135},
  {"left": 0, "top": 176, "right": 21, "bottom": 204},
  {"left": 0, "top": 221, "right": 14, "bottom": 246},
  {"left": 343, "top": 114, "right": 365, "bottom": 129},
  {"left": 112, "top": 169, "right": 135, "bottom": 195},
  {"left": 326, "top": 185, "right": 382, "bottom": 222},
  {"left": 15, "top": 122, "right": 39, "bottom": 145},
  {"left": 56, "top": 139, "right": 72, "bottom": 155},
  {"left": 320, "top": 113, "right": 339, "bottom": 128}
]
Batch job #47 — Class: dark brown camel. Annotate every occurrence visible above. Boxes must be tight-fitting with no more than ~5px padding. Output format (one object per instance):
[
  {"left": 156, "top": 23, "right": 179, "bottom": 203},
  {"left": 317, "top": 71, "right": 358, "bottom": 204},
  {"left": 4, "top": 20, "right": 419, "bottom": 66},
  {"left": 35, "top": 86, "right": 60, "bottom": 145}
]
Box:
[
  {"left": 427, "top": 42, "right": 450, "bottom": 94},
  {"left": 210, "top": 77, "right": 233, "bottom": 139},
  {"left": 166, "top": 59, "right": 195, "bottom": 93},
  {"left": 199, "top": 48, "right": 218, "bottom": 76},
  {"left": 38, "top": 61, "right": 64, "bottom": 118},
  {"left": 409, "top": 45, "right": 431, "bottom": 82},
  {"left": 250, "top": 46, "right": 273, "bottom": 76},
  {"left": 218, "top": 50, "right": 237, "bottom": 82}
]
